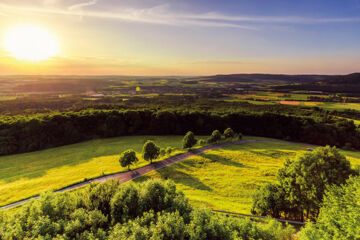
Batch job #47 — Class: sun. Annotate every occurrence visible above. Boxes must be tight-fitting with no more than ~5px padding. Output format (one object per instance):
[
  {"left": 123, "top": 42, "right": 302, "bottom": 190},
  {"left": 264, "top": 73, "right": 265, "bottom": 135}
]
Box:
[{"left": 3, "top": 25, "right": 59, "bottom": 62}]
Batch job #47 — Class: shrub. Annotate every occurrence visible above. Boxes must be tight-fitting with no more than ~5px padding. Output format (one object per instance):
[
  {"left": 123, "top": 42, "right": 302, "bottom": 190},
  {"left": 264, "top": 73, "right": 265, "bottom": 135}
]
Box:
[
  {"left": 224, "top": 128, "right": 235, "bottom": 138},
  {"left": 298, "top": 176, "right": 360, "bottom": 240},
  {"left": 165, "top": 147, "right": 173, "bottom": 155},
  {"left": 208, "top": 130, "right": 222, "bottom": 143},
  {"left": 182, "top": 131, "right": 197, "bottom": 149},
  {"left": 160, "top": 148, "right": 166, "bottom": 156},
  {"left": 0, "top": 179, "right": 296, "bottom": 240}
]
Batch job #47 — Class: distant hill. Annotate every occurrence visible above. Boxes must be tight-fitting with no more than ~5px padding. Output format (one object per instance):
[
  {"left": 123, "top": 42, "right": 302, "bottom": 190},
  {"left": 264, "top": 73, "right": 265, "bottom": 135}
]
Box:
[
  {"left": 273, "top": 73, "right": 360, "bottom": 94},
  {"left": 323, "top": 73, "right": 360, "bottom": 84}
]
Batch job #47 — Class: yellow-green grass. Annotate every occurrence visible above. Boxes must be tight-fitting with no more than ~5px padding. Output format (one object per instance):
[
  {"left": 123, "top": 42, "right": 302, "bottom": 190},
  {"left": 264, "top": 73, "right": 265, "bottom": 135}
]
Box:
[
  {"left": 134, "top": 141, "right": 360, "bottom": 214},
  {"left": 0, "top": 136, "right": 189, "bottom": 206},
  {"left": 281, "top": 101, "right": 360, "bottom": 111}
]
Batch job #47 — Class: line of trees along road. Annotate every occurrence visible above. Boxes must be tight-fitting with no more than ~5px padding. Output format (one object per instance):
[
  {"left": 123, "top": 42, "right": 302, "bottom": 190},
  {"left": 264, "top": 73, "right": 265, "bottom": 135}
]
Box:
[{"left": 0, "top": 109, "right": 359, "bottom": 155}]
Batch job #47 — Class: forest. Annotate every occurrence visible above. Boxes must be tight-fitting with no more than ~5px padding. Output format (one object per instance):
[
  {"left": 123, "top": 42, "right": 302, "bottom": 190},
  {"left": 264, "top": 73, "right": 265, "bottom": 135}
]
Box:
[{"left": 0, "top": 107, "right": 359, "bottom": 156}]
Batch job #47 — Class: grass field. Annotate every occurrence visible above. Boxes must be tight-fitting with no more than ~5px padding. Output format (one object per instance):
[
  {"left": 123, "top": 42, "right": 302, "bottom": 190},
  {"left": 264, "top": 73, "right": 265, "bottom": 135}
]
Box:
[
  {"left": 1, "top": 135, "right": 360, "bottom": 211},
  {"left": 0, "top": 135, "right": 189, "bottom": 206},
  {"left": 134, "top": 141, "right": 360, "bottom": 214}
]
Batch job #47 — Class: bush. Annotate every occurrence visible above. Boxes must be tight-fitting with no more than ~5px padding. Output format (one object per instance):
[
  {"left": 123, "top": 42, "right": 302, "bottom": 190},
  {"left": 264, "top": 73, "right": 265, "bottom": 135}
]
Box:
[
  {"left": 142, "top": 140, "right": 160, "bottom": 164},
  {"left": 298, "top": 176, "right": 360, "bottom": 240},
  {"left": 165, "top": 147, "right": 173, "bottom": 155},
  {"left": 0, "top": 179, "right": 297, "bottom": 240},
  {"left": 224, "top": 128, "right": 235, "bottom": 138},
  {"left": 160, "top": 148, "right": 166, "bottom": 156},
  {"left": 182, "top": 131, "right": 197, "bottom": 149},
  {"left": 237, "top": 133, "right": 243, "bottom": 140},
  {"left": 208, "top": 130, "right": 222, "bottom": 143}
]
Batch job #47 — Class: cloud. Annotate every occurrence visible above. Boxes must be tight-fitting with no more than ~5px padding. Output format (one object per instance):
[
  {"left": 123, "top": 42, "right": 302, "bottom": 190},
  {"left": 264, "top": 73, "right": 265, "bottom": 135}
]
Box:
[
  {"left": 0, "top": 2, "right": 359, "bottom": 30},
  {"left": 68, "top": 0, "right": 97, "bottom": 11},
  {"left": 187, "top": 12, "right": 360, "bottom": 24}
]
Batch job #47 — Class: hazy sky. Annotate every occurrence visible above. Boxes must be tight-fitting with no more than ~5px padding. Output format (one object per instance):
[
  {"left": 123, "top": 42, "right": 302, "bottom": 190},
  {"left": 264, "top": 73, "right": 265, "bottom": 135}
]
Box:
[{"left": 0, "top": 0, "right": 360, "bottom": 75}]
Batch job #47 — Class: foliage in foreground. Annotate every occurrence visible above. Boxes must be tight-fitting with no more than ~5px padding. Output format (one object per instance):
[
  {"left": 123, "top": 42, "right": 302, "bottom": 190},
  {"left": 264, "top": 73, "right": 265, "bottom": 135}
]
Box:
[
  {"left": 0, "top": 179, "right": 295, "bottom": 240},
  {"left": 298, "top": 176, "right": 360, "bottom": 240},
  {"left": 252, "top": 146, "right": 356, "bottom": 221}
]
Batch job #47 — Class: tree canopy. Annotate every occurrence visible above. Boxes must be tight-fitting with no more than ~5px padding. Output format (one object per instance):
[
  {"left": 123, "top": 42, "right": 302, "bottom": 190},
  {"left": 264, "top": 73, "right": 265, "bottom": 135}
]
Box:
[
  {"left": 142, "top": 140, "right": 160, "bottom": 163},
  {"left": 252, "top": 146, "right": 355, "bottom": 221},
  {"left": 119, "top": 149, "right": 138, "bottom": 170},
  {"left": 182, "top": 131, "right": 197, "bottom": 149},
  {"left": 298, "top": 176, "right": 360, "bottom": 240}
]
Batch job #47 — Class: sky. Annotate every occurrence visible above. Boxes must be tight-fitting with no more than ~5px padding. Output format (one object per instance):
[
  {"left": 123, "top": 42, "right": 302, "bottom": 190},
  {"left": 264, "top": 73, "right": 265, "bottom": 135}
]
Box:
[{"left": 0, "top": 0, "right": 360, "bottom": 75}]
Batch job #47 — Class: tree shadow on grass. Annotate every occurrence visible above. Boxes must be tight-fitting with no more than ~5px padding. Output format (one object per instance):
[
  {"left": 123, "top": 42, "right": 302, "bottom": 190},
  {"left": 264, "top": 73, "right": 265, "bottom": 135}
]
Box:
[
  {"left": 133, "top": 166, "right": 212, "bottom": 192},
  {"left": 248, "top": 150, "right": 293, "bottom": 159},
  {"left": 200, "top": 153, "right": 248, "bottom": 168}
]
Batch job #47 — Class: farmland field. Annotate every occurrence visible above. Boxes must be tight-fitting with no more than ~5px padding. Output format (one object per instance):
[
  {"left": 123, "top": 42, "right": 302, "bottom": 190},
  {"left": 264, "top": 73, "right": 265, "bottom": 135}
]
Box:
[
  {"left": 134, "top": 141, "right": 360, "bottom": 214},
  {"left": 0, "top": 135, "right": 190, "bottom": 206}
]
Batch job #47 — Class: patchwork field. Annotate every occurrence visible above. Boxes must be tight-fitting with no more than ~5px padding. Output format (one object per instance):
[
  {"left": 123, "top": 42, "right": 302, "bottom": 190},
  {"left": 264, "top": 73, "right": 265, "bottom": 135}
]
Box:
[{"left": 134, "top": 141, "right": 360, "bottom": 214}]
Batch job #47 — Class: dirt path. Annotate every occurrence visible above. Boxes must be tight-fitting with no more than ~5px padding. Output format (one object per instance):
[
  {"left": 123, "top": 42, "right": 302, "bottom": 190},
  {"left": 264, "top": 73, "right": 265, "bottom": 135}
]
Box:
[{"left": 0, "top": 139, "right": 312, "bottom": 210}]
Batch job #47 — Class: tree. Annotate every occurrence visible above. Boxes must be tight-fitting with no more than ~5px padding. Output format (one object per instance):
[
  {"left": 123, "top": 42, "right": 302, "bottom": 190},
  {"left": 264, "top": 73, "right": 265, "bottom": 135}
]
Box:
[
  {"left": 182, "top": 131, "right": 197, "bottom": 149},
  {"left": 142, "top": 140, "right": 160, "bottom": 164},
  {"left": 298, "top": 176, "right": 360, "bottom": 240},
  {"left": 208, "top": 130, "right": 222, "bottom": 143},
  {"left": 278, "top": 146, "right": 355, "bottom": 220},
  {"left": 119, "top": 149, "right": 138, "bottom": 170},
  {"left": 251, "top": 146, "right": 355, "bottom": 221},
  {"left": 251, "top": 183, "right": 288, "bottom": 218},
  {"left": 224, "top": 128, "right": 235, "bottom": 139}
]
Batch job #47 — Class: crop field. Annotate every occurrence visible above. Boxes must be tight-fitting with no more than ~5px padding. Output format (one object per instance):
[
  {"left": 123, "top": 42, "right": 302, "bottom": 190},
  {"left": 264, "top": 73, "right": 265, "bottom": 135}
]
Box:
[
  {"left": 134, "top": 141, "right": 360, "bottom": 214},
  {"left": 280, "top": 101, "right": 360, "bottom": 111},
  {"left": 0, "top": 135, "right": 189, "bottom": 206}
]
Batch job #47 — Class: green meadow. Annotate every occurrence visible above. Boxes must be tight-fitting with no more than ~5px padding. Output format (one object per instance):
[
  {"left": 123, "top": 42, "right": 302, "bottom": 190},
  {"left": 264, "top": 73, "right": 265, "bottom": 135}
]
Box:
[
  {"left": 134, "top": 141, "right": 360, "bottom": 214},
  {"left": 0, "top": 136, "right": 188, "bottom": 206},
  {"left": 1, "top": 134, "right": 359, "bottom": 212}
]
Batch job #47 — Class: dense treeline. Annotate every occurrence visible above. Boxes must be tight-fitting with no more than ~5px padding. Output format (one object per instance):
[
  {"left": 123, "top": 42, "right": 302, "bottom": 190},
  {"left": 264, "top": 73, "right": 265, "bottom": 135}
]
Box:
[
  {"left": 0, "top": 179, "right": 295, "bottom": 240},
  {"left": 1, "top": 109, "right": 360, "bottom": 155}
]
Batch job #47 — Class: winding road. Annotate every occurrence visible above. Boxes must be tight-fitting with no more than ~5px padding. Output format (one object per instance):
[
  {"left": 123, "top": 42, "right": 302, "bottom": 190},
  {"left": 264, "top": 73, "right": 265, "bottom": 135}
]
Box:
[{"left": 0, "top": 139, "right": 310, "bottom": 225}]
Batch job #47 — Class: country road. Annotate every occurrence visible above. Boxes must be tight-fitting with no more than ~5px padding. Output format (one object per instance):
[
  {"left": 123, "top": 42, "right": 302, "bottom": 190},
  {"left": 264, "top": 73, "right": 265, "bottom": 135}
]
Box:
[{"left": 0, "top": 139, "right": 311, "bottom": 213}]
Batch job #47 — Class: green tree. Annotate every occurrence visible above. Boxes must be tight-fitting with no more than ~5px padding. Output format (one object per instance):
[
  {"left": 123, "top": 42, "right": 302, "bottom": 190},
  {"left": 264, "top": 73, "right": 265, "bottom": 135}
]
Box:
[
  {"left": 224, "top": 128, "right": 235, "bottom": 139},
  {"left": 208, "top": 130, "right": 222, "bottom": 143},
  {"left": 278, "top": 146, "right": 354, "bottom": 220},
  {"left": 182, "top": 131, "right": 197, "bottom": 149},
  {"left": 119, "top": 149, "right": 138, "bottom": 170},
  {"left": 298, "top": 176, "right": 360, "bottom": 240},
  {"left": 111, "top": 183, "right": 140, "bottom": 224},
  {"left": 251, "top": 183, "right": 288, "bottom": 218},
  {"left": 142, "top": 140, "right": 160, "bottom": 164}
]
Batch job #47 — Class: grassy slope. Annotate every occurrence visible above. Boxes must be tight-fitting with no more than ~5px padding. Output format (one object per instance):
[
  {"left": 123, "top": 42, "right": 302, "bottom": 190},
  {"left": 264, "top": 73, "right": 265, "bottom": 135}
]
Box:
[
  {"left": 134, "top": 141, "right": 360, "bottom": 214},
  {"left": 0, "top": 136, "right": 187, "bottom": 206}
]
